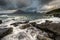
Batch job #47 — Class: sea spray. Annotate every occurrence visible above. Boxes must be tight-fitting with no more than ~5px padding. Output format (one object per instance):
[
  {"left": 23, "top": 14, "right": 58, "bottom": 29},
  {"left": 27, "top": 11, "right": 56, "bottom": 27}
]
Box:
[{"left": 1, "top": 17, "right": 60, "bottom": 40}]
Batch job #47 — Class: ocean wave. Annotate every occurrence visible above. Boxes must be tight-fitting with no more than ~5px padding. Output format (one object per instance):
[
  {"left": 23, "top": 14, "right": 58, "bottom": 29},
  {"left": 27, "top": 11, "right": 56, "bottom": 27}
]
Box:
[
  {"left": 30, "top": 17, "right": 60, "bottom": 24},
  {"left": 0, "top": 17, "right": 60, "bottom": 40}
]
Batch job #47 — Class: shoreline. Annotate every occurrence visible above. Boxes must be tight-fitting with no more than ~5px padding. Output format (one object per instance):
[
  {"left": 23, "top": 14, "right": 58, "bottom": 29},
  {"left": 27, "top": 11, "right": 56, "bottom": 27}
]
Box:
[{"left": 0, "top": 17, "right": 60, "bottom": 40}]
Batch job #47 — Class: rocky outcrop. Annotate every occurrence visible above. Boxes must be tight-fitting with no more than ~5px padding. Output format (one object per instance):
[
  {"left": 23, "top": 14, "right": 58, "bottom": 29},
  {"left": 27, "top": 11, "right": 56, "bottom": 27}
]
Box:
[
  {"left": 19, "top": 24, "right": 31, "bottom": 29},
  {"left": 1, "top": 19, "right": 60, "bottom": 40},
  {"left": 37, "top": 35, "right": 52, "bottom": 40},
  {"left": 55, "top": 36, "right": 60, "bottom": 40},
  {"left": 46, "top": 23, "right": 60, "bottom": 35},
  {"left": 33, "top": 20, "right": 60, "bottom": 40},
  {"left": 10, "top": 21, "right": 29, "bottom": 27},
  {"left": 36, "top": 20, "right": 60, "bottom": 35},
  {"left": 36, "top": 20, "right": 52, "bottom": 29},
  {"left": 46, "top": 8, "right": 60, "bottom": 17},
  {"left": 0, "top": 20, "right": 2, "bottom": 24},
  {"left": 0, "top": 27, "right": 13, "bottom": 39},
  {"left": 29, "top": 22, "right": 37, "bottom": 26},
  {"left": 1, "top": 27, "right": 53, "bottom": 40},
  {"left": 17, "top": 20, "right": 60, "bottom": 40}
]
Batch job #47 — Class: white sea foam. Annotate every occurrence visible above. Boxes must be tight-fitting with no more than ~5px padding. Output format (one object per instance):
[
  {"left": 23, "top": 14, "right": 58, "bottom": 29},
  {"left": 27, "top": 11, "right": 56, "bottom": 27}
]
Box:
[
  {"left": 30, "top": 17, "right": 60, "bottom": 24},
  {"left": 1, "top": 17, "right": 60, "bottom": 40}
]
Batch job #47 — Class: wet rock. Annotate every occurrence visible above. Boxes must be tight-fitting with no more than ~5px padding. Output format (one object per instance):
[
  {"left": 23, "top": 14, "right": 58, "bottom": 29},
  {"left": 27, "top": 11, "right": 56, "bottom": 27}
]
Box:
[
  {"left": 37, "top": 35, "right": 53, "bottom": 40},
  {"left": 10, "top": 21, "right": 29, "bottom": 27},
  {"left": 26, "top": 27, "right": 42, "bottom": 37},
  {"left": 19, "top": 24, "right": 31, "bottom": 29},
  {"left": 36, "top": 20, "right": 52, "bottom": 29},
  {"left": 36, "top": 20, "right": 60, "bottom": 35},
  {"left": 54, "top": 14, "right": 60, "bottom": 17},
  {"left": 26, "top": 27, "right": 53, "bottom": 40},
  {"left": 1, "top": 32, "right": 31, "bottom": 40},
  {"left": 46, "top": 23, "right": 60, "bottom": 35},
  {"left": 1, "top": 24, "right": 53, "bottom": 40},
  {"left": 10, "top": 23, "right": 18, "bottom": 27},
  {"left": 17, "top": 32, "right": 31, "bottom": 40},
  {"left": 23, "top": 20, "right": 29, "bottom": 23},
  {"left": 45, "top": 20, "right": 52, "bottom": 24},
  {"left": 47, "top": 32, "right": 55, "bottom": 39},
  {"left": 0, "top": 27, "right": 13, "bottom": 39},
  {"left": 46, "top": 8, "right": 60, "bottom": 17},
  {"left": 55, "top": 36, "right": 60, "bottom": 40},
  {"left": 0, "top": 20, "right": 2, "bottom": 24},
  {"left": 12, "top": 19, "right": 16, "bottom": 21},
  {"left": 29, "top": 22, "right": 37, "bottom": 26}
]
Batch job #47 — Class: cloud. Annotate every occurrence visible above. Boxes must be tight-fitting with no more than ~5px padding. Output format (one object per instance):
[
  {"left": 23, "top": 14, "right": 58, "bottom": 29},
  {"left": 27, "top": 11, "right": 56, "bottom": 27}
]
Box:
[
  {"left": 48, "top": 0, "right": 60, "bottom": 8},
  {"left": 0, "top": 0, "right": 32, "bottom": 9},
  {"left": 0, "top": 0, "right": 7, "bottom": 6},
  {"left": 39, "top": 0, "right": 53, "bottom": 5},
  {"left": 0, "top": 0, "right": 60, "bottom": 12}
]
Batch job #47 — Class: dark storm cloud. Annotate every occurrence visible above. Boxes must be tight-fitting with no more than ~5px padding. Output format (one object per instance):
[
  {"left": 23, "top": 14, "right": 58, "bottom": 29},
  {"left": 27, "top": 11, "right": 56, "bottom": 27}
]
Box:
[
  {"left": 0, "top": 0, "right": 31, "bottom": 9},
  {"left": 40, "top": 0, "right": 53, "bottom": 5},
  {"left": 0, "top": 0, "right": 60, "bottom": 12},
  {"left": 0, "top": 0, "right": 7, "bottom": 6},
  {"left": 0, "top": 0, "right": 53, "bottom": 8}
]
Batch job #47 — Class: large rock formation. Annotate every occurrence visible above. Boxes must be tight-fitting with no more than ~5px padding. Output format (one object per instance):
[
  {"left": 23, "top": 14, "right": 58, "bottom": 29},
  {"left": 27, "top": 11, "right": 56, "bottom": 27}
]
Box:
[
  {"left": 0, "top": 27, "right": 13, "bottom": 39},
  {"left": 0, "top": 20, "right": 2, "bottom": 24},
  {"left": 46, "top": 8, "right": 60, "bottom": 17},
  {"left": 36, "top": 20, "right": 60, "bottom": 35}
]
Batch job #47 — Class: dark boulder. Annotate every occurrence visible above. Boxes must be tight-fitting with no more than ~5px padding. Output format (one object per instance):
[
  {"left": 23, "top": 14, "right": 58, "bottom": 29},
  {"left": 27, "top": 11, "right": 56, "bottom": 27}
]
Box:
[
  {"left": 10, "top": 21, "right": 29, "bottom": 27},
  {"left": 0, "top": 27, "right": 13, "bottom": 39},
  {"left": 47, "top": 32, "right": 55, "bottom": 39},
  {"left": 45, "top": 20, "right": 52, "bottom": 24},
  {"left": 54, "top": 14, "right": 60, "bottom": 17},
  {"left": 36, "top": 20, "right": 52, "bottom": 29},
  {"left": 29, "top": 22, "right": 37, "bottom": 26},
  {"left": 55, "top": 36, "right": 60, "bottom": 40},
  {"left": 19, "top": 24, "right": 31, "bottom": 29},
  {"left": 0, "top": 20, "right": 2, "bottom": 24},
  {"left": 10, "top": 22, "right": 19, "bottom": 27},
  {"left": 46, "top": 23, "right": 60, "bottom": 35},
  {"left": 37, "top": 35, "right": 53, "bottom": 40}
]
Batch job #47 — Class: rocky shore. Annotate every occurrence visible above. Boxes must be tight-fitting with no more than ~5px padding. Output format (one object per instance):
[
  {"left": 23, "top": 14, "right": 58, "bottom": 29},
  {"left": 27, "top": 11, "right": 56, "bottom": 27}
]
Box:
[
  {"left": 46, "top": 8, "right": 60, "bottom": 18},
  {"left": 0, "top": 17, "right": 60, "bottom": 40}
]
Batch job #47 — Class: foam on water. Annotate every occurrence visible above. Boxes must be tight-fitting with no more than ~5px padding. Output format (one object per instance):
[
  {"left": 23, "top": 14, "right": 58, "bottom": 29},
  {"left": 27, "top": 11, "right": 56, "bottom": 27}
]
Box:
[
  {"left": 0, "top": 17, "right": 60, "bottom": 40},
  {"left": 1, "top": 22, "right": 39, "bottom": 40},
  {"left": 30, "top": 17, "right": 60, "bottom": 24}
]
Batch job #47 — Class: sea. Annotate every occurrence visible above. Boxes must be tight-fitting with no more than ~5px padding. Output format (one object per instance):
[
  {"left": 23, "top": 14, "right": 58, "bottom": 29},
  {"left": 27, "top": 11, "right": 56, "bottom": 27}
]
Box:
[
  {"left": 0, "top": 10, "right": 60, "bottom": 40},
  {"left": 0, "top": 12, "right": 47, "bottom": 21}
]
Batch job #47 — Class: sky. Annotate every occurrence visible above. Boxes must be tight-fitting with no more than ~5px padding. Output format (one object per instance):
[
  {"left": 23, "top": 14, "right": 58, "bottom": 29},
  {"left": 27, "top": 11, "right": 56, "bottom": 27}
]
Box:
[{"left": 0, "top": 0, "right": 60, "bottom": 12}]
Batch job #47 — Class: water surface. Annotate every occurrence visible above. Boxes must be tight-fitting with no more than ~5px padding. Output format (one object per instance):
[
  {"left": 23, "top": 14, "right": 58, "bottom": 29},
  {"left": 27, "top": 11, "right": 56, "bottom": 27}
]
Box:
[{"left": 0, "top": 13, "right": 45, "bottom": 21}]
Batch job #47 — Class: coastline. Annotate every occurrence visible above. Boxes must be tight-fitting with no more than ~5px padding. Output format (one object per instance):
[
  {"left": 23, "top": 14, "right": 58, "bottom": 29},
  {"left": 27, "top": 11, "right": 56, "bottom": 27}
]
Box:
[{"left": 0, "top": 17, "right": 60, "bottom": 40}]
